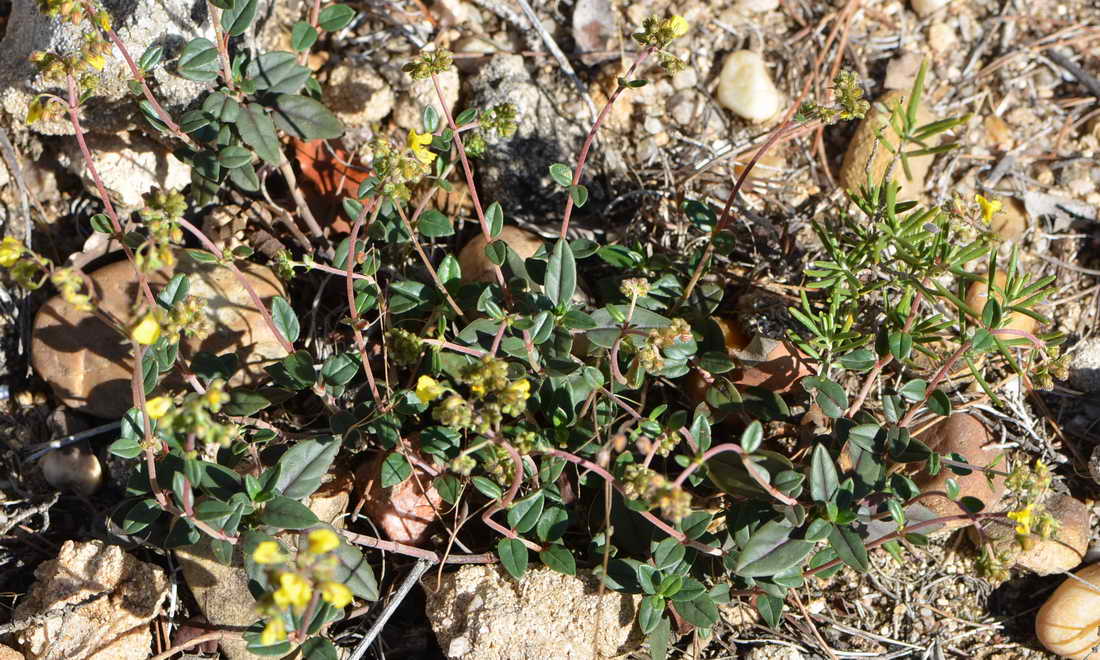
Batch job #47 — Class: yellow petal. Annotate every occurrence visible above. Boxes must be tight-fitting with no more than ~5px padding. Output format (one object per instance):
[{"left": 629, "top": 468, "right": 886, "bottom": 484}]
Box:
[
  {"left": 307, "top": 528, "right": 340, "bottom": 555},
  {"left": 144, "top": 396, "right": 172, "bottom": 420},
  {"left": 131, "top": 313, "right": 162, "bottom": 345},
  {"left": 320, "top": 581, "right": 354, "bottom": 608},
  {"left": 665, "top": 15, "right": 690, "bottom": 38},
  {"left": 252, "top": 541, "right": 286, "bottom": 565},
  {"left": 259, "top": 617, "right": 286, "bottom": 645}
]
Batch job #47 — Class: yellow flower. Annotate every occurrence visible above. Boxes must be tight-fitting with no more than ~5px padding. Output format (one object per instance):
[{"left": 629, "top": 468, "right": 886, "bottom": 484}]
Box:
[
  {"left": 1007, "top": 504, "right": 1034, "bottom": 535},
  {"left": 273, "top": 572, "right": 312, "bottom": 609},
  {"left": 85, "top": 53, "right": 105, "bottom": 71},
  {"left": 259, "top": 617, "right": 286, "bottom": 645},
  {"left": 665, "top": 15, "right": 690, "bottom": 38},
  {"left": 307, "top": 528, "right": 340, "bottom": 555},
  {"left": 131, "top": 312, "right": 162, "bottom": 345},
  {"left": 0, "top": 237, "right": 24, "bottom": 268},
  {"left": 510, "top": 378, "right": 531, "bottom": 396},
  {"left": 319, "top": 581, "right": 353, "bottom": 608},
  {"left": 252, "top": 541, "right": 286, "bottom": 565},
  {"left": 144, "top": 396, "right": 172, "bottom": 420},
  {"left": 407, "top": 129, "right": 436, "bottom": 165},
  {"left": 975, "top": 194, "right": 1002, "bottom": 224},
  {"left": 416, "top": 375, "right": 445, "bottom": 403}
]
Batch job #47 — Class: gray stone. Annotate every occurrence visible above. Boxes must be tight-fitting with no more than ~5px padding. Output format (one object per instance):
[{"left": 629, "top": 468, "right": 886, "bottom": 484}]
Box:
[
  {"left": 467, "top": 55, "right": 611, "bottom": 224},
  {"left": 1069, "top": 337, "right": 1100, "bottom": 392},
  {"left": 0, "top": 0, "right": 213, "bottom": 136}
]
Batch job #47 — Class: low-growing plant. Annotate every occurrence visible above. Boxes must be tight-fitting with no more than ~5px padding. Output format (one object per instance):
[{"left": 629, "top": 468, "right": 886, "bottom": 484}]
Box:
[{"left": 7, "top": 4, "right": 1069, "bottom": 657}]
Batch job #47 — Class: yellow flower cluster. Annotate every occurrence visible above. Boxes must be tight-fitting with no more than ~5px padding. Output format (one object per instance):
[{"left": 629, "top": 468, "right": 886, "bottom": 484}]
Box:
[
  {"left": 252, "top": 529, "right": 355, "bottom": 645},
  {"left": 50, "top": 268, "right": 93, "bottom": 312}
]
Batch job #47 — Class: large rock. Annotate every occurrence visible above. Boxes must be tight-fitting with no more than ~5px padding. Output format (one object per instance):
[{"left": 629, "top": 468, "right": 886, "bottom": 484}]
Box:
[
  {"left": 14, "top": 540, "right": 168, "bottom": 660},
  {"left": 60, "top": 133, "right": 191, "bottom": 208},
  {"left": 0, "top": 0, "right": 211, "bottom": 136},
  {"left": 426, "top": 564, "right": 643, "bottom": 659},
  {"left": 32, "top": 252, "right": 289, "bottom": 418},
  {"left": 176, "top": 538, "right": 260, "bottom": 660},
  {"left": 1035, "top": 562, "right": 1100, "bottom": 659},
  {"left": 911, "top": 414, "right": 1007, "bottom": 529},
  {"left": 972, "top": 494, "right": 1091, "bottom": 575},
  {"left": 839, "top": 90, "right": 937, "bottom": 202}
]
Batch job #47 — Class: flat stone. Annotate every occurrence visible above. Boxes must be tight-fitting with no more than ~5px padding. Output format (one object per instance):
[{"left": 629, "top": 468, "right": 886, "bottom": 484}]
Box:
[
  {"left": 458, "top": 226, "right": 542, "bottom": 284},
  {"left": 15, "top": 540, "right": 168, "bottom": 660},
  {"left": 176, "top": 538, "right": 261, "bottom": 660},
  {"left": 975, "top": 494, "right": 1091, "bottom": 575},
  {"left": 357, "top": 445, "right": 442, "bottom": 546},
  {"left": 61, "top": 133, "right": 191, "bottom": 208},
  {"left": 32, "top": 253, "right": 288, "bottom": 418},
  {"left": 425, "top": 564, "right": 643, "bottom": 660},
  {"left": 326, "top": 63, "right": 395, "bottom": 129}
]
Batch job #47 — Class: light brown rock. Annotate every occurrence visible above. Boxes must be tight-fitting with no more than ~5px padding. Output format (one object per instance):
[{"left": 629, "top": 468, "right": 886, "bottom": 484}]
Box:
[
  {"left": 15, "top": 540, "right": 168, "bottom": 660},
  {"left": 306, "top": 468, "right": 352, "bottom": 528},
  {"left": 32, "top": 253, "right": 289, "bottom": 418},
  {"left": 716, "top": 51, "right": 783, "bottom": 123},
  {"left": 989, "top": 198, "right": 1029, "bottom": 242},
  {"left": 458, "top": 226, "right": 542, "bottom": 284},
  {"left": 176, "top": 538, "right": 260, "bottom": 660},
  {"left": 425, "top": 564, "right": 643, "bottom": 660},
  {"left": 39, "top": 442, "right": 103, "bottom": 496},
  {"left": 839, "top": 90, "right": 937, "bottom": 202},
  {"left": 326, "top": 63, "right": 394, "bottom": 129},
  {"left": 358, "top": 447, "right": 442, "bottom": 546},
  {"left": 973, "top": 494, "right": 1091, "bottom": 575},
  {"left": 0, "top": 645, "right": 24, "bottom": 660},
  {"left": 964, "top": 271, "right": 1038, "bottom": 337},
  {"left": 394, "top": 66, "right": 460, "bottom": 132},
  {"left": 912, "top": 414, "right": 1006, "bottom": 529},
  {"left": 1035, "top": 562, "right": 1100, "bottom": 659}
]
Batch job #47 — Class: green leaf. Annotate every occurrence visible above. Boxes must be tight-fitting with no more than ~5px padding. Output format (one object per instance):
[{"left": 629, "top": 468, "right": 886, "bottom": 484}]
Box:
[
  {"left": 539, "top": 545, "right": 576, "bottom": 575},
  {"left": 317, "top": 3, "right": 356, "bottom": 30},
  {"left": 291, "top": 21, "right": 319, "bottom": 51},
  {"left": 435, "top": 474, "right": 463, "bottom": 505},
  {"left": 218, "top": 145, "right": 252, "bottom": 169},
  {"left": 321, "top": 353, "right": 359, "bottom": 386},
  {"left": 221, "top": 0, "right": 258, "bottom": 36},
  {"left": 271, "top": 94, "right": 344, "bottom": 140},
  {"left": 269, "top": 350, "right": 315, "bottom": 389},
  {"left": 545, "top": 239, "right": 576, "bottom": 307},
  {"left": 740, "top": 421, "right": 763, "bottom": 453},
  {"left": 176, "top": 38, "right": 220, "bottom": 82},
  {"left": 899, "top": 378, "right": 927, "bottom": 402},
  {"left": 676, "top": 595, "right": 719, "bottom": 629},
  {"left": 418, "top": 209, "right": 454, "bottom": 237},
  {"left": 89, "top": 213, "right": 113, "bottom": 234},
  {"left": 809, "top": 444, "right": 839, "bottom": 503},
  {"left": 121, "top": 498, "right": 162, "bottom": 533},
  {"left": 471, "top": 476, "right": 502, "bottom": 500},
  {"left": 138, "top": 44, "right": 164, "bottom": 71},
  {"left": 262, "top": 495, "right": 320, "bottom": 529},
  {"left": 506, "top": 491, "right": 544, "bottom": 534},
  {"left": 802, "top": 376, "right": 848, "bottom": 418},
  {"left": 271, "top": 296, "right": 300, "bottom": 344},
  {"left": 888, "top": 331, "right": 913, "bottom": 361},
  {"left": 548, "top": 163, "right": 573, "bottom": 187},
  {"left": 735, "top": 520, "right": 814, "bottom": 577},
  {"left": 569, "top": 184, "right": 589, "bottom": 207},
  {"left": 274, "top": 437, "right": 340, "bottom": 499},
  {"left": 497, "top": 538, "right": 528, "bottom": 579},
  {"left": 755, "top": 593, "right": 784, "bottom": 628},
  {"left": 247, "top": 51, "right": 310, "bottom": 94},
  {"left": 838, "top": 348, "right": 875, "bottom": 371},
  {"left": 237, "top": 104, "right": 284, "bottom": 165},
  {"left": 647, "top": 616, "right": 671, "bottom": 660},
  {"left": 928, "top": 389, "right": 952, "bottom": 416},
  {"left": 484, "top": 241, "right": 508, "bottom": 266},
  {"left": 827, "top": 524, "right": 869, "bottom": 572},
  {"left": 380, "top": 452, "right": 412, "bottom": 488},
  {"left": 638, "top": 595, "right": 664, "bottom": 634},
  {"left": 535, "top": 505, "right": 570, "bottom": 543},
  {"left": 156, "top": 274, "right": 190, "bottom": 310},
  {"left": 332, "top": 540, "right": 380, "bottom": 600},
  {"left": 202, "top": 91, "right": 240, "bottom": 122},
  {"left": 299, "top": 638, "right": 338, "bottom": 660},
  {"left": 485, "top": 202, "right": 504, "bottom": 237},
  {"left": 682, "top": 199, "right": 716, "bottom": 231}
]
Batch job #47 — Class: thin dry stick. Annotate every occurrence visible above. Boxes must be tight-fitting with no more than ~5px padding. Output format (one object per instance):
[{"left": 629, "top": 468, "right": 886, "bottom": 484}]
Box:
[
  {"left": 148, "top": 632, "right": 227, "bottom": 660},
  {"left": 341, "top": 529, "right": 497, "bottom": 564},
  {"left": 348, "top": 560, "right": 434, "bottom": 660},
  {"left": 512, "top": 0, "right": 597, "bottom": 121}
]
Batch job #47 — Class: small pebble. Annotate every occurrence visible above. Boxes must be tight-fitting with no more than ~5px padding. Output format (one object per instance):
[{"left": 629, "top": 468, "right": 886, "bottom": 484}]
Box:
[
  {"left": 716, "top": 51, "right": 783, "bottom": 123},
  {"left": 1069, "top": 337, "right": 1100, "bottom": 392},
  {"left": 910, "top": 0, "right": 950, "bottom": 17}
]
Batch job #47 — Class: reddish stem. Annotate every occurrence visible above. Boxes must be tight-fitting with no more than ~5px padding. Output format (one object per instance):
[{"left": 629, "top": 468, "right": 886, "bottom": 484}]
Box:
[{"left": 559, "top": 46, "right": 656, "bottom": 239}]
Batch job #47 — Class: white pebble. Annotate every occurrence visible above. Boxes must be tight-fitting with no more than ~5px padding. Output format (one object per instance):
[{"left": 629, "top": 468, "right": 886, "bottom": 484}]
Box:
[
  {"left": 910, "top": 0, "right": 950, "bottom": 17},
  {"left": 716, "top": 51, "right": 782, "bottom": 123},
  {"left": 735, "top": 0, "right": 779, "bottom": 12}
]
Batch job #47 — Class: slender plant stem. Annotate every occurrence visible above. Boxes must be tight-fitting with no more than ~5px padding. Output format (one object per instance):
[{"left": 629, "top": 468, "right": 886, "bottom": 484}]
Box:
[
  {"left": 897, "top": 341, "right": 971, "bottom": 428},
  {"left": 558, "top": 46, "right": 655, "bottom": 239},
  {"left": 394, "top": 203, "right": 466, "bottom": 319},
  {"left": 341, "top": 529, "right": 496, "bottom": 564},
  {"left": 344, "top": 200, "right": 385, "bottom": 404}
]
